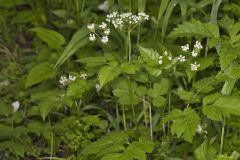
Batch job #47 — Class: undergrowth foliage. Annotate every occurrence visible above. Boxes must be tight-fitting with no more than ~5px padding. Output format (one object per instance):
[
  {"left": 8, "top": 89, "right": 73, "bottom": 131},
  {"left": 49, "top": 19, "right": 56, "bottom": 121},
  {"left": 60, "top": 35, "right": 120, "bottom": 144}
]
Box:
[{"left": 1, "top": 0, "right": 240, "bottom": 160}]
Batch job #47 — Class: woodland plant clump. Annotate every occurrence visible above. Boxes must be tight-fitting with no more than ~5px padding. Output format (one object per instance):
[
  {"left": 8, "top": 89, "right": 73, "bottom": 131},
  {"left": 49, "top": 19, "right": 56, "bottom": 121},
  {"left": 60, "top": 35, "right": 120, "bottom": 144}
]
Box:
[{"left": 1, "top": 0, "right": 240, "bottom": 160}]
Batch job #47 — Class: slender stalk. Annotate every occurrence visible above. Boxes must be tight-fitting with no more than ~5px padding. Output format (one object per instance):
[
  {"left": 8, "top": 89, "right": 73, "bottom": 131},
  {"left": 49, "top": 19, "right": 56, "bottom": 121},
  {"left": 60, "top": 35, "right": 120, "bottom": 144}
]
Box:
[
  {"left": 149, "top": 101, "right": 153, "bottom": 139},
  {"left": 122, "top": 105, "right": 127, "bottom": 131},
  {"left": 128, "top": 76, "right": 136, "bottom": 126},
  {"left": 116, "top": 103, "right": 120, "bottom": 130},
  {"left": 167, "top": 74, "right": 172, "bottom": 139},
  {"left": 219, "top": 116, "right": 225, "bottom": 154},
  {"left": 137, "top": 24, "right": 141, "bottom": 46},
  {"left": 127, "top": 29, "right": 131, "bottom": 61}
]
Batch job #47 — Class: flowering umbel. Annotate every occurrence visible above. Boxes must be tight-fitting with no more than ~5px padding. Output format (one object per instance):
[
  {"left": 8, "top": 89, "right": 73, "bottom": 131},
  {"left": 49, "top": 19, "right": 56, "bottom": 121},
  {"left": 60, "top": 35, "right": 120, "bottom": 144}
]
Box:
[{"left": 87, "top": 12, "right": 149, "bottom": 44}]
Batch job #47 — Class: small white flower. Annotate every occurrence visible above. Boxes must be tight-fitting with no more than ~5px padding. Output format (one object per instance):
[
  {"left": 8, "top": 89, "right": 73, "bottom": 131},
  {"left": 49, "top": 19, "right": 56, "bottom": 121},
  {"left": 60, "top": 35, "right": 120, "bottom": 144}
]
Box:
[
  {"left": 190, "top": 62, "right": 200, "bottom": 71},
  {"left": 168, "top": 56, "right": 172, "bottom": 60},
  {"left": 98, "top": 0, "right": 109, "bottom": 12},
  {"left": 191, "top": 50, "right": 198, "bottom": 57},
  {"left": 68, "top": 75, "right": 76, "bottom": 82},
  {"left": 159, "top": 56, "right": 163, "bottom": 59},
  {"left": 0, "top": 80, "right": 10, "bottom": 86},
  {"left": 80, "top": 73, "right": 88, "bottom": 79},
  {"left": 158, "top": 59, "right": 163, "bottom": 65},
  {"left": 181, "top": 44, "right": 189, "bottom": 52},
  {"left": 95, "top": 83, "right": 101, "bottom": 92},
  {"left": 87, "top": 23, "right": 95, "bottom": 31},
  {"left": 89, "top": 34, "right": 96, "bottom": 41},
  {"left": 11, "top": 101, "right": 20, "bottom": 112},
  {"left": 194, "top": 41, "right": 203, "bottom": 50},
  {"left": 177, "top": 55, "right": 186, "bottom": 62},
  {"left": 196, "top": 125, "right": 203, "bottom": 134},
  {"left": 99, "top": 22, "right": 107, "bottom": 29},
  {"left": 101, "top": 36, "right": 109, "bottom": 44},
  {"left": 163, "top": 51, "right": 168, "bottom": 56},
  {"left": 59, "top": 76, "right": 68, "bottom": 86},
  {"left": 104, "top": 29, "right": 110, "bottom": 35},
  {"left": 138, "top": 12, "right": 149, "bottom": 20}
]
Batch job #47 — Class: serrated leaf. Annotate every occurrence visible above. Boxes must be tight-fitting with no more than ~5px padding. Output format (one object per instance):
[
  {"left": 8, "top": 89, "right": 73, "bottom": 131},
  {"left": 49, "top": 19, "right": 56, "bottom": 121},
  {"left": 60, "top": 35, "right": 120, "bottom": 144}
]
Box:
[
  {"left": 147, "top": 78, "right": 169, "bottom": 97},
  {"left": 162, "top": 108, "right": 200, "bottom": 143},
  {"left": 67, "top": 80, "right": 86, "bottom": 98},
  {"left": 31, "top": 27, "right": 65, "bottom": 49},
  {"left": 194, "top": 140, "right": 217, "bottom": 160},
  {"left": 152, "top": 95, "right": 166, "bottom": 108},
  {"left": 168, "top": 19, "right": 219, "bottom": 38},
  {"left": 98, "top": 65, "right": 121, "bottom": 87},
  {"left": 25, "top": 62, "right": 55, "bottom": 88},
  {"left": 113, "top": 79, "right": 141, "bottom": 106},
  {"left": 138, "top": 46, "right": 159, "bottom": 66}
]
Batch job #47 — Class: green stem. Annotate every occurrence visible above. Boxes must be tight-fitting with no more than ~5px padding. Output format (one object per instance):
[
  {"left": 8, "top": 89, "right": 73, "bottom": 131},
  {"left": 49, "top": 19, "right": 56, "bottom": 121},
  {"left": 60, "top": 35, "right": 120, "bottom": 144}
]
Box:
[
  {"left": 149, "top": 101, "right": 153, "bottom": 139},
  {"left": 116, "top": 103, "right": 120, "bottom": 130},
  {"left": 122, "top": 105, "right": 127, "bottom": 131},
  {"left": 127, "top": 30, "right": 131, "bottom": 61},
  {"left": 219, "top": 116, "right": 225, "bottom": 154},
  {"left": 137, "top": 24, "right": 141, "bottom": 46},
  {"left": 204, "top": 38, "right": 209, "bottom": 57},
  {"left": 167, "top": 74, "right": 172, "bottom": 139},
  {"left": 128, "top": 76, "right": 136, "bottom": 125}
]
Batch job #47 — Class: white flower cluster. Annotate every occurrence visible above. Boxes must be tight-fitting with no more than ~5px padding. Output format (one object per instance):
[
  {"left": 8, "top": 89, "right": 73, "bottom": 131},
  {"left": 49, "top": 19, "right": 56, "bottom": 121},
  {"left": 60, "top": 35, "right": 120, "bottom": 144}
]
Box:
[
  {"left": 177, "top": 54, "right": 186, "bottom": 62},
  {"left": 59, "top": 75, "right": 77, "bottom": 86},
  {"left": 181, "top": 44, "right": 189, "bottom": 52},
  {"left": 181, "top": 41, "right": 203, "bottom": 57},
  {"left": 80, "top": 73, "right": 87, "bottom": 80},
  {"left": 190, "top": 62, "right": 200, "bottom": 71},
  {"left": 87, "top": 22, "right": 110, "bottom": 44},
  {"left": 158, "top": 51, "right": 172, "bottom": 65},
  {"left": 87, "top": 12, "right": 149, "bottom": 44},
  {"left": 106, "top": 12, "right": 149, "bottom": 29},
  {"left": 180, "top": 41, "right": 203, "bottom": 71}
]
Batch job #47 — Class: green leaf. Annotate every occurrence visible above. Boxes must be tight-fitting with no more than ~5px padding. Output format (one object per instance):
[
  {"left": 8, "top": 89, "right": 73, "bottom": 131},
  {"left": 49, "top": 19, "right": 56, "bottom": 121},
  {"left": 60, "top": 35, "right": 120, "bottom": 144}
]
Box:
[
  {"left": 98, "top": 65, "right": 121, "bottom": 87},
  {"left": 55, "top": 28, "right": 90, "bottom": 68},
  {"left": 202, "top": 95, "right": 240, "bottom": 121},
  {"left": 113, "top": 79, "right": 141, "bottom": 106},
  {"left": 31, "top": 27, "right": 65, "bottom": 49},
  {"left": 67, "top": 80, "right": 87, "bottom": 98},
  {"left": 77, "top": 56, "right": 106, "bottom": 67},
  {"left": 168, "top": 19, "right": 219, "bottom": 38},
  {"left": 194, "top": 140, "right": 217, "bottom": 160},
  {"left": 152, "top": 95, "right": 166, "bottom": 108},
  {"left": 138, "top": 46, "right": 159, "bottom": 66},
  {"left": 162, "top": 108, "right": 200, "bottom": 143},
  {"left": 0, "top": 101, "right": 12, "bottom": 117},
  {"left": 120, "top": 62, "right": 136, "bottom": 74},
  {"left": 177, "top": 88, "right": 196, "bottom": 101},
  {"left": 148, "top": 78, "right": 169, "bottom": 97},
  {"left": 25, "top": 62, "right": 55, "bottom": 88}
]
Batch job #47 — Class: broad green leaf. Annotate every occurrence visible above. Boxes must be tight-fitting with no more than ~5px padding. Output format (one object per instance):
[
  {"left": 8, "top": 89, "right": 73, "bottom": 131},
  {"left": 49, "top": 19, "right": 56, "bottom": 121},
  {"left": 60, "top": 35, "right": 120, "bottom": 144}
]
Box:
[
  {"left": 162, "top": 108, "right": 200, "bottom": 143},
  {"left": 55, "top": 28, "right": 90, "bottom": 68},
  {"left": 168, "top": 20, "right": 219, "bottom": 38},
  {"left": 25, "top": 62, "right": 55, "bottom": 88},
  {"left": 148, "top": 78, "right": 169, "bottom": 97},
  {"left": 202, "top": 95, "right": 240, "bottom": 121},
  {"left": 31, "top": 27, "right": 65, "bottom": 49},
  {"left": 0, "top": 101, "right": 12, "bottom": 117},
  {"left": 194, "top": 140, "right": 217, "bottom": 160},
  {"left": 67, "top": 80, "right": 86, "bottom": 98},
  {"left": 177, "top": 88, "right": 196, "bottom": 101},
  {"left": 113, "top": 79, "right": 141, "bottom": 106},
  {"left": 98, "top": 65, "right": 121, "bottom": 87},
  {"left": 77, "top": 56, "right": 106, "bottom": 67},
  {"left": 152, "top": 95, "right": 166, "bottom": 108},
  {"left": 138, "top": 46, "right": 159, "bottom": 66},
  {"left": 120, "top": 62, "right": 136, "bottom": 74}
]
